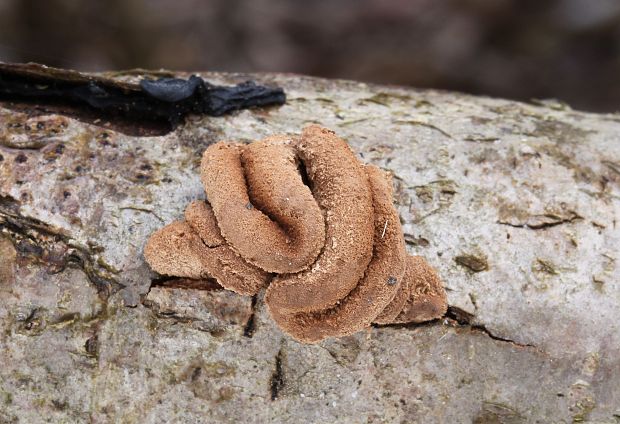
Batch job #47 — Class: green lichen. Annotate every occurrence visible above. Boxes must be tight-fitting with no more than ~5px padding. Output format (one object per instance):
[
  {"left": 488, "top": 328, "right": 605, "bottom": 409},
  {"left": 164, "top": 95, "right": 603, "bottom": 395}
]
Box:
[
  {"left": 474, "top": 401, "right": 524, "bottom": 424},
  {"left": 455, "top": 254, "right": 488, "bottom": 273},
  {"left": 414, "top": 180, "right": 458, "bottom": 204},
  {"left": 2, "top": 390, "right": 13, "bottom": 405},
  {"left": 392, "top": 119, "right": 452, "bottom": 138},
  {"left": 532, "top": 259, "right": 559, "bottom": 275},
  {"left": 359, "top": 92, "right": 413, "bottom": 107}
]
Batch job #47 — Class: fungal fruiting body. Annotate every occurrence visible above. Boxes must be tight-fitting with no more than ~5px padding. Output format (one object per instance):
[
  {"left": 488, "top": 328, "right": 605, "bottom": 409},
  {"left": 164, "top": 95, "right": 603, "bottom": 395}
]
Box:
[{"left": 144, "top": 125, "right": 447, "bottom": 343}]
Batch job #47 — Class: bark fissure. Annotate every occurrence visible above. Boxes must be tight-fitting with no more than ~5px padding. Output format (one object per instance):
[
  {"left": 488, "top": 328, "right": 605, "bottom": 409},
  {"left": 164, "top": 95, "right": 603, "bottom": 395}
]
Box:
[
  {"left": 149, "top": 276, "right": 223, "bottom": 291},
  {"left": 375, "top": 306, "right": 539, "bottom": 351},
  {"left": 497, "top": 213, "right": 583, "bottom": 230},
  {"left": 270, "top": 346, "right": 285, "bottom": 401},
  {"left": 243, "top": 295, "right": 258, "bottom": 338},
  {"left": 445, "top": 306, "right": 538, "bottom": 350}
]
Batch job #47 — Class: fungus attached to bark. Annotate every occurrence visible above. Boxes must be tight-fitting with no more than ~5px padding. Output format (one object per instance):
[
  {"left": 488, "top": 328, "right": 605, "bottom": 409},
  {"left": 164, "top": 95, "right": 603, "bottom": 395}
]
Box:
[{"left": 144, "top": 125, "right": 447, "bottom": 343}]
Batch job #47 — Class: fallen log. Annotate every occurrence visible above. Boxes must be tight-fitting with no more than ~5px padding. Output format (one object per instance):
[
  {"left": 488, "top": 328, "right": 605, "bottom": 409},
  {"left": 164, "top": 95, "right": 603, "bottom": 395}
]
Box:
[{"left": 0, "top": 64, "right": 619, "bottom": 423}]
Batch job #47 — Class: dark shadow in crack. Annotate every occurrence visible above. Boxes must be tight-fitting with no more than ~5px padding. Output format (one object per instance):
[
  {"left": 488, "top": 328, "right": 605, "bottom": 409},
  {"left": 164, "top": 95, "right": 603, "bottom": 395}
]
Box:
[
  {"left": 375, "top": 305, "right": 538, "bottom": 350},
  {"left": 149, "top": 276, "right": 223, "bottom": 291}
]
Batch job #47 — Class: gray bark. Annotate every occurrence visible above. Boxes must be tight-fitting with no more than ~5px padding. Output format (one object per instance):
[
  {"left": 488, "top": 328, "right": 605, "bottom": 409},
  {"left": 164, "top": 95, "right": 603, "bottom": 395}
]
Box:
[{"left": 1, "top": 72, "right": 619, "bottom": 423}]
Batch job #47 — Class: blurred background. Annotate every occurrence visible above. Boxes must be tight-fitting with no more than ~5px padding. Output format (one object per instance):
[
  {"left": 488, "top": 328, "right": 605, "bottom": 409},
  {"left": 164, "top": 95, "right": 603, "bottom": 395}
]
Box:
[{"left": 1, "top": 0, "right": 619, "bottom": 112}]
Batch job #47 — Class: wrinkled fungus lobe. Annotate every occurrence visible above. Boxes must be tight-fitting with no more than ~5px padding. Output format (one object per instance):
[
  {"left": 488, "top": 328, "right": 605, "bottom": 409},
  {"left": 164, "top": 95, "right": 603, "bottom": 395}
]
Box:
[{"left": 144, "top": 125, "right": 447, "bottom": 343}]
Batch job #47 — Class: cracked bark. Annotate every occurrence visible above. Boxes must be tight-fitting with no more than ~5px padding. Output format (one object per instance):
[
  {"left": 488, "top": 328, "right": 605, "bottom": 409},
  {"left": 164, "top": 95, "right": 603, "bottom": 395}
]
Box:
[
  {"left": 1, "top": 69, "right": 619, "bottom": 423},
  {"left": 243, "top": 295, "right": 258, "bottom": 338},
  {"left": 0, "top": 193, "right": 121, "bottom": 296},
  {"left": 444, "top": 307, "right": 538, "bottom": 350},
  {"left": 270, "top": 345, "right": 285, "bottom": 401},
  {"left": 497, "top": 214, "right": 583, "bottom": 229}
]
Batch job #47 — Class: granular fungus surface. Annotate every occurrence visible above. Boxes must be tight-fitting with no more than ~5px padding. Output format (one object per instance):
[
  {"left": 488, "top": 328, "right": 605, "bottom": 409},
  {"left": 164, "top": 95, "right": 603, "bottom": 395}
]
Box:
[{"left": 144, "top": 125, "right": 447, "bottom": 343}]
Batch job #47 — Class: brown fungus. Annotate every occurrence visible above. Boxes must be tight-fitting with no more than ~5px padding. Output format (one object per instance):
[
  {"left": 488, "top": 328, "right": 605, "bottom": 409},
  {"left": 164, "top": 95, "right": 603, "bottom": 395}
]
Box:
[
  {"left": 144, "top": 211, "right": 268, "bottom": 296},
  {"left": 200, "top": 135, "right": 327, "bottom": 274},
  {"left": 264, "top": 126, "right": 374, "bottom": 313},
  {"left": 144, "top": 125, "right": 447, "bottom": 343},
  {"left": 374, "top": 256, "right": 447, "bottom": 325},
  {"left": 267, "top": 165, "right": 407, "bottom": 342}
]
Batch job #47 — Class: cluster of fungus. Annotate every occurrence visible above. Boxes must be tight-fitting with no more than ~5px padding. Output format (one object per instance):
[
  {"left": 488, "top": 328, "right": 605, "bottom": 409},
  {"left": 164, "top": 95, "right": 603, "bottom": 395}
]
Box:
[{"left": 144, "top": 125, "right": 447, "bottom": 343}]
